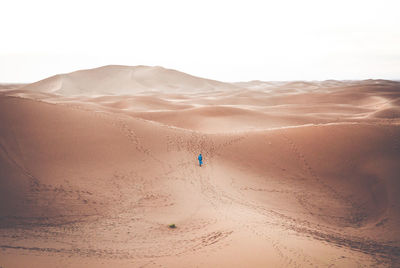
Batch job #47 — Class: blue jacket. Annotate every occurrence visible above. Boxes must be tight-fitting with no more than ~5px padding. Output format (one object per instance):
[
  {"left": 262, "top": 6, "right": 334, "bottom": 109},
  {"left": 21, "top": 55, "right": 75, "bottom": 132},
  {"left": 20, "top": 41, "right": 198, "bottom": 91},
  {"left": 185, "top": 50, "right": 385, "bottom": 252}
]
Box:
[{"left": 198, "top": 154, "right": 202, "bottom": 161}]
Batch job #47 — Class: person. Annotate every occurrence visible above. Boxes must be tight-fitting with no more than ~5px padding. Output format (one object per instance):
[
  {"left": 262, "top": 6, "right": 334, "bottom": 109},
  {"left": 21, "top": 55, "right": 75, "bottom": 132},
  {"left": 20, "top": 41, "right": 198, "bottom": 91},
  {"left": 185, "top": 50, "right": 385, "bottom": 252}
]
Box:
[{"left": 198, "top": 153, "right": 203, "bottom": 167}]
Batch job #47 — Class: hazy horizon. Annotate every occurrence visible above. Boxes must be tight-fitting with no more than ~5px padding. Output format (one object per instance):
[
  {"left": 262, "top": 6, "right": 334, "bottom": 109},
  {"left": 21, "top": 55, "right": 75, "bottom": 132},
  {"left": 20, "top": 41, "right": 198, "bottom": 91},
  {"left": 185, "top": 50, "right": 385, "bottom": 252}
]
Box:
[
  {"left": 1, "top": 0, "right": 400, "bottom": 83},
  {"left": 1, "top": 64, "right": 400, "bottom": 85}
]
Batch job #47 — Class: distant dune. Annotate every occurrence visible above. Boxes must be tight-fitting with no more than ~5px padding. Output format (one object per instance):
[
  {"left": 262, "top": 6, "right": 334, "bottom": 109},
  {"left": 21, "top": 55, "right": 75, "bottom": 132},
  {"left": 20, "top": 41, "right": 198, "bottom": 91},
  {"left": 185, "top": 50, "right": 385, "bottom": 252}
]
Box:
[
  {"left": 0, "top": 83, "right": 24, "bottom": 90},
  {"left": 1, "top": 66, "right": 399, "bottom": 267},
  {"left": 18, "top": 65, "right": 242, "bottom": 95}
]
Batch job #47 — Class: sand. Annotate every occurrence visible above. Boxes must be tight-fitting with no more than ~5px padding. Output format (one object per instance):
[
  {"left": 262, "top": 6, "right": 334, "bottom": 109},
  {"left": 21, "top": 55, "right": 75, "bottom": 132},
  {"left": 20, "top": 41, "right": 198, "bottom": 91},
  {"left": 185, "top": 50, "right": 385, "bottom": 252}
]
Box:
[{"left": 0, "top": 65, "right": 399, "bottom": 267}]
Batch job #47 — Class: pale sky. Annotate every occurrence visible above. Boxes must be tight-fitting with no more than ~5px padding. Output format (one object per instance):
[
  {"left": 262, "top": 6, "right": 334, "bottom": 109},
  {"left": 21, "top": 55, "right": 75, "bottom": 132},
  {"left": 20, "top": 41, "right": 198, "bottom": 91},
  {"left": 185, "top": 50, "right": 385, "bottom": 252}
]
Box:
[{"left": 1, "top": 0, "right": 400, "bottom": 83}]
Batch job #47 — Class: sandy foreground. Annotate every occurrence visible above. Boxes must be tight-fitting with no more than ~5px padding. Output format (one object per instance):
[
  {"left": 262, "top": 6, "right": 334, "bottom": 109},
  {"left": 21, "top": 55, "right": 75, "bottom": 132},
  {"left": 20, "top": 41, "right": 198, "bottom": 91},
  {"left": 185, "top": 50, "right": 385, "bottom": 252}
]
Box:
[{"left": 0, "top": 65, "right": 399, "bottom": 267}]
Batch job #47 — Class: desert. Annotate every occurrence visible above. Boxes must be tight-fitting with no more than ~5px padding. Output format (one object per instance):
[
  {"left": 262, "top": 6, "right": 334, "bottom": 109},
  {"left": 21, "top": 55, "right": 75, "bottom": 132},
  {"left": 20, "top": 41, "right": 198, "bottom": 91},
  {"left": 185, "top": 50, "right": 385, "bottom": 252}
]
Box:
[{"left": 0, "top": 65, "right": 400, "bottom": 267}]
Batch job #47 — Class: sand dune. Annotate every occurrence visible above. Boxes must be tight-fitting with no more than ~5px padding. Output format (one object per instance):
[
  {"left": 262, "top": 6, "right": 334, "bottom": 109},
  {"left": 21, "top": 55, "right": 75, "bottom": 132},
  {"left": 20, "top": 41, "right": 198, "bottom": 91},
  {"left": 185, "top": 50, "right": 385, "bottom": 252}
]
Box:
[
  {"left": 1, "top": 66, "right": 400, "bottom": 267},
  {"left": 18, "top": 65, "right": 242, "bottom": 96},
  {"left": 0, "top": 84, "right": 24, "bottom": 91}
]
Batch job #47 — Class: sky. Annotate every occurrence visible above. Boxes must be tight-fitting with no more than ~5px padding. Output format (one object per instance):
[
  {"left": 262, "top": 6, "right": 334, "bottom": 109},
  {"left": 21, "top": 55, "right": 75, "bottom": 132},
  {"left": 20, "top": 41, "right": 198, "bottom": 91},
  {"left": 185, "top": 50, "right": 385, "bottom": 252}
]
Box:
[{"left": 1, "top": 0, "right": 400, "bottom": 83}]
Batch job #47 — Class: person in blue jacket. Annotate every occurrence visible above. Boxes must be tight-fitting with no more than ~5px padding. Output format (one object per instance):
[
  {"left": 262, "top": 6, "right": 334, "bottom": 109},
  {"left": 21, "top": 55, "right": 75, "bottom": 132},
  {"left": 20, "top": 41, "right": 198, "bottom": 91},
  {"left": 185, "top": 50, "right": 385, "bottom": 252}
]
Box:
[{"left": 198, "top": 153, "right": 203, "bottom": 167}]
